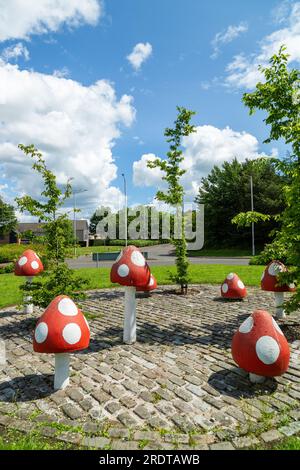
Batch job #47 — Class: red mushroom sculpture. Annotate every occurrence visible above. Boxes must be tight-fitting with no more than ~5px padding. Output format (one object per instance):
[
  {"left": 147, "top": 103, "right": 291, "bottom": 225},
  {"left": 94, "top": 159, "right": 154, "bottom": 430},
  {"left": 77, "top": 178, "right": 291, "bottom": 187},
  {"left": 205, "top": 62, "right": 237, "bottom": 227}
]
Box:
[
  {"left": 15, "top": 249, "right": 44, "bottom": 314},
  {"left": 110, "top": 245, "right": 151, "bottom": 344},
  {"left": 232, "top": 309, "right": 290, "bottom": 383},
  {"left": 221, "top": 273, "right": 247, "bottom": 299},
  {"left": 33, "top": 295, "right": 90, "bottom": 390},
  {"left": 261, "top": 261, "right": 296, "bottom": 319},
  {"left": 137, "top": 274, "right": 157, "bottom": 294}
]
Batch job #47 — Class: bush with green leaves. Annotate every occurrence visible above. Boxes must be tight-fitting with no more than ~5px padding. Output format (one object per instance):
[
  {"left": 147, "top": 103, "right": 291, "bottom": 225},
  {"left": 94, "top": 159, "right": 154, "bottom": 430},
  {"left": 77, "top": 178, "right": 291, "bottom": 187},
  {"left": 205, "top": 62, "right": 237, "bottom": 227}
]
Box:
[
  {"left": 16, "top": 144, "right": 88, "bottom": 307},
  {"left": 147, "top": 106, "right": 196, "bottom": 293},
  {"left": 233, "top": 46, "right": 300, "bottom": 313}
]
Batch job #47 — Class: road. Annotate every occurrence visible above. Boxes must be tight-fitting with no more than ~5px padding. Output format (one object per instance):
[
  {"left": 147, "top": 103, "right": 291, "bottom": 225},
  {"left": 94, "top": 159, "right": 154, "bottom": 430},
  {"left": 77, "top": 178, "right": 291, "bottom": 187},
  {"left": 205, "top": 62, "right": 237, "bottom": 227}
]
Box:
[{"left": 66, "top": 244, "right": 251, "bottom": 269}]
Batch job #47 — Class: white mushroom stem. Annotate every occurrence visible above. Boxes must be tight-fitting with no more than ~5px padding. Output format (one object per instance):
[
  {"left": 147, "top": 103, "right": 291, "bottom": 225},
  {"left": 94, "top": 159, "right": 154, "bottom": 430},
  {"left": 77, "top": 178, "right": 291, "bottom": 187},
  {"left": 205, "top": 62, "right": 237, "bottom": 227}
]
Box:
[
  {"left": 249, "top": 373, "right": 265, "bottom": 384},
  {"left": 54, "top": 353, "right": 70, "bottom": 390},
  {"left": 123, "top": 286, "right": 136, "bottom": 344},
  {"left": 24, "top": 276, "right": 33, "bottom": 314},
  {"left": 274, "top": 292, "right": 285, "bottom": 319}
]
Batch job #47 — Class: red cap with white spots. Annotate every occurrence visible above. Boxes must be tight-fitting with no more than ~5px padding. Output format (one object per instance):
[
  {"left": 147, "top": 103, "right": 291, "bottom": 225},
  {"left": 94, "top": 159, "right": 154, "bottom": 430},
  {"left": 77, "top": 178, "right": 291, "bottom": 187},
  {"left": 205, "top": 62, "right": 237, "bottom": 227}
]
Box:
[
  {"left": 231, "top": 309, "right": 290, "bottom": 377},
  {"left": 110, "top": 245, "right": 151, "bottom": 287},
  {"left": 33, "top": 295, "right": 90, "bottom": 353},
  {"left": 261, "top": 260, "right": 296, "bottom": 293},
  {"left": 221, "top": 273, "right": 247, "bottom": 299},
  {"left": 15, "top": 249, "right": 44, "bottom": 277},
  {"left": 137, "top": 274, "right": 157, "bottom": 292}
]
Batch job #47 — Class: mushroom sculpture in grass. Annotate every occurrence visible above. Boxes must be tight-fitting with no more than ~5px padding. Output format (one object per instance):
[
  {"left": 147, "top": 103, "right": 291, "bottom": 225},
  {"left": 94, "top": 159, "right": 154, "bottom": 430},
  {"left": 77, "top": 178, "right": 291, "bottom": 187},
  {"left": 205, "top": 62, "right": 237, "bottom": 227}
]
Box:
[
  {"left": 15, "top": 249, "right": 44, "bottom": 314},
  {"left": 110, "top": 245, "right": 151, "bottom": 344},
  {"left": 33, "top": 295, "right": 90, "bottom": 390},
  {"left": 221, "top": 273, "right": 247, "bottom": 299},
  {"left": 261, "top": 261, "right": 296, "bottom": 319},
  {"left": 232, "top": 309, "right": 290, "bottom": 384},
  {"left": 137, "top": 274, "right": 157, "bottom": 294}
]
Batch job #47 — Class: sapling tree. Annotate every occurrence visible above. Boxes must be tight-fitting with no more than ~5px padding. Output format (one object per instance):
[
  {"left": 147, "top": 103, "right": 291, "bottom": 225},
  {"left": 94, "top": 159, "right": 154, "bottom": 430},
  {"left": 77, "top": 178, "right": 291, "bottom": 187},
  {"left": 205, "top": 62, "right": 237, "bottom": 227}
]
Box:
[
  {"left": 16, "top": 144, "right": 88, "bottom": 307},
  {"left": 147, "top": 107, "right": 196, "bottom": 293},
  {"left": 232, "top": 46, "right": 300, "bottom": 313}
]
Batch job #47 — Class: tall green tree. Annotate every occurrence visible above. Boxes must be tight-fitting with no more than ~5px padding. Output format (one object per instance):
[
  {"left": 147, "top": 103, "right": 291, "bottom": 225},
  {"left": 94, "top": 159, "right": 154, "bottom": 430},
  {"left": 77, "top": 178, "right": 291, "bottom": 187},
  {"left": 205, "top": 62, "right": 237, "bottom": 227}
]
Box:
[
  {"left": 147, "top": 106, "right": 196, "bottom": 293},
  {"left": 196, "top": 158, "right": 286, "bottom": 249},
  {"left": 0, "top": 197, "right": 17, "bottom": 237},
  {"left": 15, "top": 144, "right": 88, "bottom": 307},
  {"left": 233, "top": 46, "right": 300, "bottom": 312}
]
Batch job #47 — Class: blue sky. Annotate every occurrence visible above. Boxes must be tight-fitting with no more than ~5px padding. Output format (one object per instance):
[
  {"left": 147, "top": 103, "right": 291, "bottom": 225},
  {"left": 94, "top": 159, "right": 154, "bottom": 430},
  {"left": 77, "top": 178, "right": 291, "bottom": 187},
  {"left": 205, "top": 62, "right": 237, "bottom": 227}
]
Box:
[{"left": 0, "top": 0, "right": 299, "bottom": 219}]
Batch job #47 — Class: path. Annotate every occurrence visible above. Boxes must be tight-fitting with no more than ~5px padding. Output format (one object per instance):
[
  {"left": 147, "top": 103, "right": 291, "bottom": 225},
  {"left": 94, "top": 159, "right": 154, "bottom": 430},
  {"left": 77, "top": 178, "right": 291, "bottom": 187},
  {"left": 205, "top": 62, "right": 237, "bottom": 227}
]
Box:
[
  {"left": 0, "top": 285, "right": 299, "bottom": 450},
  {"left": 67, "top": 244, "right": 251, "bottom": 269}
]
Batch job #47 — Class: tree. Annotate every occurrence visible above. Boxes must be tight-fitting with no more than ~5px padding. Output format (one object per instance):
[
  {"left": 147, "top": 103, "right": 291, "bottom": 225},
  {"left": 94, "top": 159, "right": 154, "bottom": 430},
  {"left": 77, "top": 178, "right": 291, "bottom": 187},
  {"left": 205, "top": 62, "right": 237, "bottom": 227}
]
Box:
[
  {"left": 233, "top": 46, "right": 300, "bottom": 313},
  {"left": 196, "top": 158, "right": 286, "bottom": 249},
  {"left": 0, "top": 197, "right": 17, "bottom": 237},
  {"left": 147, "top": 106, "right": 196, "bottom": 293},
  {"left": 15, "top": 144, "right": 88, "bottom": 307}
]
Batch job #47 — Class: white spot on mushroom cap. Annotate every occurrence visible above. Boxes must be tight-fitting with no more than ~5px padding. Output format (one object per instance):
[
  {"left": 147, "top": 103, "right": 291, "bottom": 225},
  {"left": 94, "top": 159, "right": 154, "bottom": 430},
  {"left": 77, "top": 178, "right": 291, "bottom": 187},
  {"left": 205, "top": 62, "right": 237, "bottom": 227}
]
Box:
[
  {"left": 18, "top": 256, "right": 27, "bottom": 266},
  {"left": 35, "top": 322, "right": 48, "bottom": 344},
  {"left": 58, "top": 298, "right": 78, "bottom": 316},
  {"left": 239, "top": 316, "right": 253, "bottom": 334},
  {"left": 268, "top": 262, "right": 284, "bottom": 277},
  {"left": 117, "top": 264, "right": 130, "bottom": 277},
  {"left": 272, "top": 317, "right": 284, "bottom": 336},
  {"left": 149, "top": 276, "right": 154, "bottom": 286},
  {"left": 261, "top": 272, "right": 265, "bottom": 281},
  {"left": 227, "top": 273, "right": 235, "bottom": 280},
  {"left": 31, "top": 261, "right": 39, "bottom": 270},
  {"left": 222, "top": 283, "right": 229, "bottom": 293},
  {"left": 62, "top": 323, "right": 82, "bottom": 345},
  {"left": 255, "top": 335, "right": 280, "bottom": 365},
  {"left": 237, "top": 280, "right": 245, "bottom": 289},
  {"left": 131, "top": 250, "right": 145, "bottom": 267}
]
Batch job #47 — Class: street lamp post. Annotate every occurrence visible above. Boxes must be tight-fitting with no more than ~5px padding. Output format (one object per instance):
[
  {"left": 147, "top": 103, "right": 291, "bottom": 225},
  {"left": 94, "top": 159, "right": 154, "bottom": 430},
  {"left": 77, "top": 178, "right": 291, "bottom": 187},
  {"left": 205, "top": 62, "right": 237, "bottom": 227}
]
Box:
[
  {"left": 73, "top": 188, "right": 87, "bottom": 256},
  {"left": 122, "top": 173, "right": 128, "bottom": 247},
  {"left": 250, "top": 175, "right": 255, "bottom": 257}
]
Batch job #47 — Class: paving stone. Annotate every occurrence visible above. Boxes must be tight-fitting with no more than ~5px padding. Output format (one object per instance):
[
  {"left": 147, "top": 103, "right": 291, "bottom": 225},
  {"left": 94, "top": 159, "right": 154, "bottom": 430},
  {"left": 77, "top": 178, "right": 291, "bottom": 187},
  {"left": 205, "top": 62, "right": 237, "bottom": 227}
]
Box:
[
  {"left": 108, "top": 427, "right": 130, "bottom": 439},
  {"left": 111, "top": 440, "right": 140, "bottom": 450},
  {"left": 260, "top": 430, "right": 283, "bottom": 443},
  {"left": 233, "top": 436, "right": 259, "bottom": 449},
  {"left": 61, "top": 404, "right": 82, "bottom": 420},
  {"left": 279, "top": 421, "right": 300, "bottom": 437},
  {"left": 210, "top": 442, "right": 235, "bottom": 450},
  {"left": 82, "top": 437, "right": 111, "bottom": 449}
]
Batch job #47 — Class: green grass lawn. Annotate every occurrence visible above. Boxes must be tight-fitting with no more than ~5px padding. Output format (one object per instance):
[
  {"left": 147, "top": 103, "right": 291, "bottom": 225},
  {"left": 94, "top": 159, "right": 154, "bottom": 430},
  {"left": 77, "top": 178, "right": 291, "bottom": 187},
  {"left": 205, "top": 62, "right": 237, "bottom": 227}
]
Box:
[
  {"left": 188, "top": 248, "right": 262, "bottom": 257},
  {"left": 0, "top": 264, "right": 264, "bottom": 309}
]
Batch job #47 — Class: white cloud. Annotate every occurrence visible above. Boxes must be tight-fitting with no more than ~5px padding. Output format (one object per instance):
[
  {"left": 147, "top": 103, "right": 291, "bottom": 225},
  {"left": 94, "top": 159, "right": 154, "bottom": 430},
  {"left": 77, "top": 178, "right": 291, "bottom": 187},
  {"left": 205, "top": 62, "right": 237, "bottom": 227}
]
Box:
[
  {"left": 1, "top": 42, "right": 30, "bottom": 62},
  {"left": 211, "top": 22, "right": 248, "bottom": 59},
  {"left": 0, "top": 61, "right": 135, "bottom": 215},
  {"left": 133, "top": 125, "right": 273, "bottom": 199},
  {"left": 127, "top": 42, "right": 152, "bottom": 71},
  {"left": 0, "top": 0, "right": 101, "bottom": 42},
  {"left": 53, "top": 66, "right": 70, "bottom": 78},
  {"left": 226, "top": 2, "right": 300, "bottom": 89}
]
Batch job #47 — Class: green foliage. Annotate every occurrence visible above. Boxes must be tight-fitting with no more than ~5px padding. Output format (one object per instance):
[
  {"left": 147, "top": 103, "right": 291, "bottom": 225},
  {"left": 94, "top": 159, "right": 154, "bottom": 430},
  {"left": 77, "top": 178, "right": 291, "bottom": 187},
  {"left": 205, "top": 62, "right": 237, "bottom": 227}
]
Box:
[
  {"left": 0, "top": 197, "right": 17, "bottom": 236},
  {"left": 0, "top": 263, "right": 14, "bottom": 274},
  {"left": 240, "top": 46, "right": 300, "bottom": 312},
  {"left": 147, "top": 107, "right": 196, "bottom": 292},
  {"left": 249, "top": 238, "right": 290, "bottom": 265},
  {"left": 232, "top": 211, "right": 272, "bottom": 227},
  {"left": 15, "top": 144, "right": 72, "bottom": 263},
  {"left": 22, "top": 263, "right": 89, "bottom": 308},
  {"left": 196, "top": 158, "right": 285, "bottom": 248},
  {"left": 15, "top": 144, "right": 87, "bottom": 307}
]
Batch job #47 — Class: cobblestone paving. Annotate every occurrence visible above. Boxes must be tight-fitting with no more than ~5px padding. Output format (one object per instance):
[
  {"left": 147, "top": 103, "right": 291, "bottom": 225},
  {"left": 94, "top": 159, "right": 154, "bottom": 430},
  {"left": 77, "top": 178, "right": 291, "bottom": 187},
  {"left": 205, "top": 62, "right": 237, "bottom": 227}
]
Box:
[{"left": 0, "top": 284, "right": 299, "bottom": 450}]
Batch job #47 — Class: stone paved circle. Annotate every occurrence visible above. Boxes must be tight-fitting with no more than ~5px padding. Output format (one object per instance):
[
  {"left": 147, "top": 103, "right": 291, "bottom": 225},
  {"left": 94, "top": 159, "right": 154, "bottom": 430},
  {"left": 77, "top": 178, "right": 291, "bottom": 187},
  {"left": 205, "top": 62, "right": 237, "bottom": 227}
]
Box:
[{"left": 0, "top": 284, "right": 299, "bottom": 450}]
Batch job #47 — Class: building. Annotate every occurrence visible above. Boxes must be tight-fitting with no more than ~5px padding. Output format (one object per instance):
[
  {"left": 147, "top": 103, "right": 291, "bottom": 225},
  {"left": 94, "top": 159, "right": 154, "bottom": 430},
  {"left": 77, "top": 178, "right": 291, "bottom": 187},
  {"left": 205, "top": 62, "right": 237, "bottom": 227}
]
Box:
[{"left": 15, "top": 220, "right": 89, "bottom": 246}]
